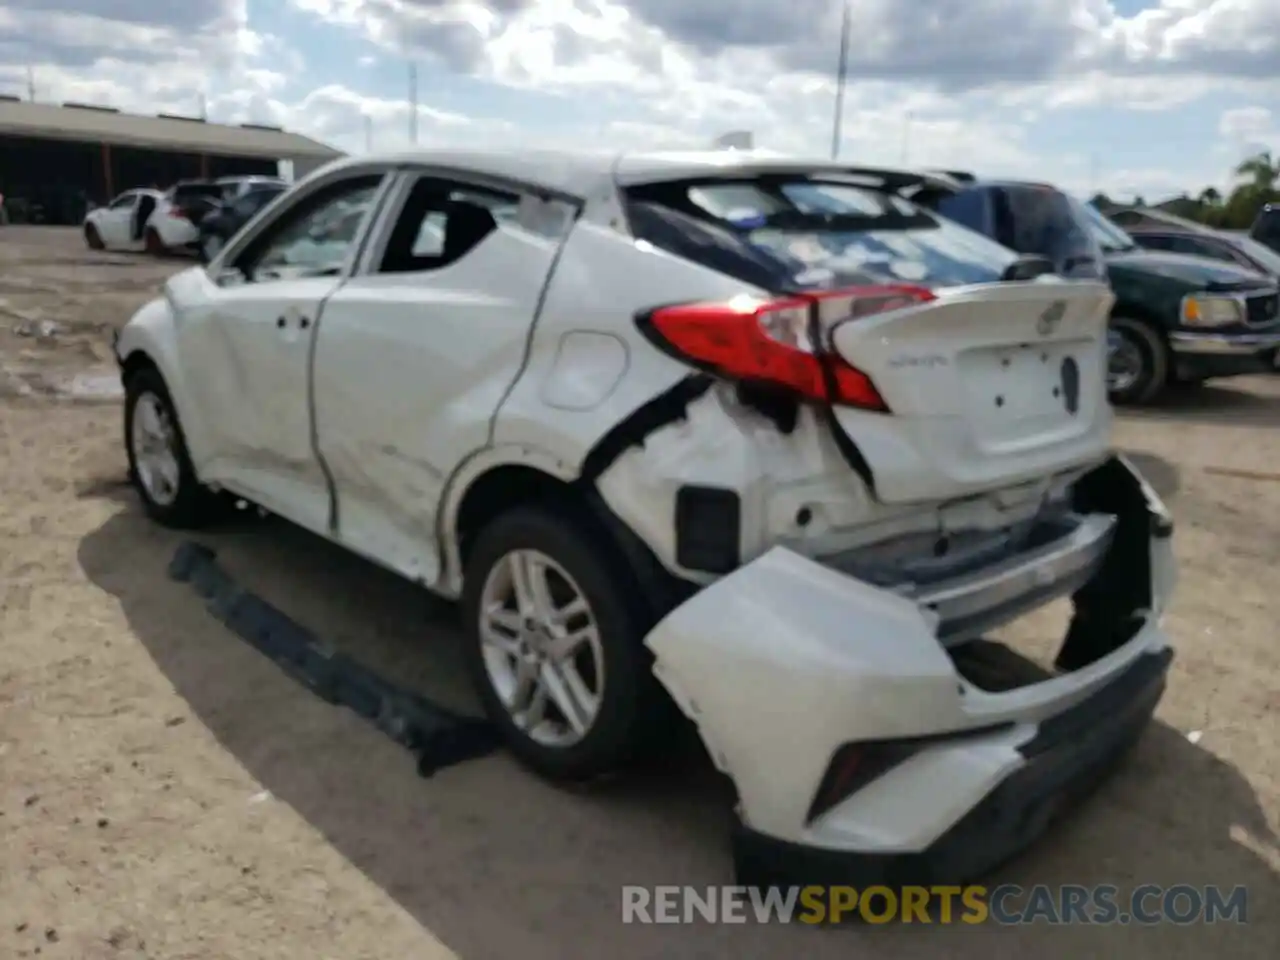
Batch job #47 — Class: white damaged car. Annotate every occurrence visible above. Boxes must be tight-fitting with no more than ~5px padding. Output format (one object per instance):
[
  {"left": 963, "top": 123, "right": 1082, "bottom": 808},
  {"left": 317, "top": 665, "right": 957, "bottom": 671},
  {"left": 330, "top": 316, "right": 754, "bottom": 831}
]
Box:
[{"left": 112, "top": 149, "right": 1176, "bottom": 887}]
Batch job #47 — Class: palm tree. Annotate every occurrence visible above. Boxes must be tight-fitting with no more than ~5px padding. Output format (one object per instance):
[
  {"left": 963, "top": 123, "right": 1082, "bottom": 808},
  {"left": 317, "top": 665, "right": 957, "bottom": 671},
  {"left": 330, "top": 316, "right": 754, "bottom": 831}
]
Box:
[
  {"left": 1198, "top": 186, "right": 1221, "bottom": 206},
  {"left": 1234, "top": 151, "right": 1278, "bottom": 191}
]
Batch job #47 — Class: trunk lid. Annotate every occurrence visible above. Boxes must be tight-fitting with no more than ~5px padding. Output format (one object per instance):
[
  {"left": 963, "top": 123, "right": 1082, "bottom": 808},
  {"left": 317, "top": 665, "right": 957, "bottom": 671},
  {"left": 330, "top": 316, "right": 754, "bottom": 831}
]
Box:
[
  {"left": 169, "top": 183, "right": 223, "bottom": 225},
  {"left": 619, "top": 169, "right": 1117, "bottom": 504},
  {"left": 824, "top": 279, "right": 1114, "bottom": 503}
]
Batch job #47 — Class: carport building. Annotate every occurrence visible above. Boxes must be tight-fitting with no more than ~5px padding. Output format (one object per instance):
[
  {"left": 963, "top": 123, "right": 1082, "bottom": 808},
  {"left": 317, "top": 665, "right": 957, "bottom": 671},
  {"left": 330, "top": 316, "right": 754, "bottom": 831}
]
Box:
[{"left": 0, "top": 98, "right": 344, "bottom": 225}]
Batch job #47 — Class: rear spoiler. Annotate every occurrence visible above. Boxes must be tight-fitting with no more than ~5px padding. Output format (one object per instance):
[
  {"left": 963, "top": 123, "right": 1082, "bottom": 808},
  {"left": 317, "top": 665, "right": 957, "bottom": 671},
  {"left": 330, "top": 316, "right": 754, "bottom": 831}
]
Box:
[
  {"left": 826, "top": 165, "right": 966, "bottom": 197},
  {"left": 931, "top": 169, "right": 977, "bottom": 183},
  {"left": 616, "top": 161, "right": 965, "bottom": 199}
]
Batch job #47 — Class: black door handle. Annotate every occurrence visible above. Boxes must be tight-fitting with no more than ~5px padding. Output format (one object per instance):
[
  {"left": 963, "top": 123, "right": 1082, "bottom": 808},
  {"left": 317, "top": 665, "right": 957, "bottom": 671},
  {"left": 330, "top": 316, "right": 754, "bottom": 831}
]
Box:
[
  {"left": 276, "top": 316, "right": 286, "bottom": 328},
  {"left": 299, "top": 316, "right": 311, "bottom": 330}
]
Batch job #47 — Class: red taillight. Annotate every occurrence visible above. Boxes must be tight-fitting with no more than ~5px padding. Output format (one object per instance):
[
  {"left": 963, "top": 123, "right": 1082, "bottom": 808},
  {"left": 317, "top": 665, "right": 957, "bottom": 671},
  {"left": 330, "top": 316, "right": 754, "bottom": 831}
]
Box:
[
  {"left": 636, "top": 284, "right": 934, "bottom": 412},
  {"left": 169, "top": 207, "right": 189, "bottom": 219}
]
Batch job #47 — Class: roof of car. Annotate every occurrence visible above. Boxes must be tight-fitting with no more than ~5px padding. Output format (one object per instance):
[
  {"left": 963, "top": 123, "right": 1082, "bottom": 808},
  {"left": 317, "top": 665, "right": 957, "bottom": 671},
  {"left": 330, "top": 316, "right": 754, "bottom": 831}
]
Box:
[
  {"left": 310, "top": 148, "right": 953, "bottom": 199},
  {"left": 1133, "top": 225, "right": 1245, "bottom": 247}
]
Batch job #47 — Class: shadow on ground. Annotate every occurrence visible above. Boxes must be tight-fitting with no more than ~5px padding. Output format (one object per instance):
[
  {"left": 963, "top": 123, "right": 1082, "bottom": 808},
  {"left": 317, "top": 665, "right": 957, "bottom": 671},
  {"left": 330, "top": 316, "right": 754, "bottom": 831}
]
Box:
[{"left": 77, "top": 500, "right": 1279, "bottom": 959}]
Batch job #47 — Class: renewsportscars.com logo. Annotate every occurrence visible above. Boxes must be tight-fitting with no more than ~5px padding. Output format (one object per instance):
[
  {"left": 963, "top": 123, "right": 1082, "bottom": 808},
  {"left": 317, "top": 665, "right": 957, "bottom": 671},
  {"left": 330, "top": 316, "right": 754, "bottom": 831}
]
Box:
[{"left": 621, "top": 884, "right": 1249, "bottom": 925}]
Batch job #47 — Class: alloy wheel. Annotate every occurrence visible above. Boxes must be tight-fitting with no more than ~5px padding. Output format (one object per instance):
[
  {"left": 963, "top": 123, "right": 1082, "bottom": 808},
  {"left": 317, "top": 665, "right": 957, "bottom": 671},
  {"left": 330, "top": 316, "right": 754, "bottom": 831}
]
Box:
[
  {"left": 130, "top": 391, "right": 181, "bottom": 507},
  {"left": 477, "top": 548, "right": 605, "bottom": 748},
  {"left": 1107, "top": 328, "right": 1145, "bottom": 395}
]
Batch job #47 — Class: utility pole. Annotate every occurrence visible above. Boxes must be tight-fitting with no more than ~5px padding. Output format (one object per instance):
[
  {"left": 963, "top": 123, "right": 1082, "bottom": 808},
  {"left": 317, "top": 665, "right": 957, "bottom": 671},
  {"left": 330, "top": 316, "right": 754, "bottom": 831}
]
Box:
[
  {"left": 830, "top": 0, "right": 851, "bottom": 159},
  {"left": 408, "top": 61, "right": 418, "bottom": 144},
  {"left": 26, "top": 65, "right": 35, "bottom": 102},
  {"left": 197, "top": 92, "right": 207, "bottom": 120}
]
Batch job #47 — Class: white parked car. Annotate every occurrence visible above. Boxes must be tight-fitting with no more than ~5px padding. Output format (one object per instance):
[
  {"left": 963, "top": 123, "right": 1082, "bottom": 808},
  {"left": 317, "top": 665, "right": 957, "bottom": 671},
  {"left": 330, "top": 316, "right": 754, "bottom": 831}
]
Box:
[
  {"left": 85, "top": 176, "right": 286, "bottom": 255},
  {"left": 113, "top": 149, "right": 1177, "bottom": 886},
  {"left": 83, "top": 188, "right": 165, "bottom": 252}
]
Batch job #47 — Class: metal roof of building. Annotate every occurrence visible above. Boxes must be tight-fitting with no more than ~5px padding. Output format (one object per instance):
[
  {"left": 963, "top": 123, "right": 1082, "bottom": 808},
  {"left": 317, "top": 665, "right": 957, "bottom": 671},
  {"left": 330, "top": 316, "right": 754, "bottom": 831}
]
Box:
[{"left": 0, "top": 99, "right": 342, "bottom": 160}]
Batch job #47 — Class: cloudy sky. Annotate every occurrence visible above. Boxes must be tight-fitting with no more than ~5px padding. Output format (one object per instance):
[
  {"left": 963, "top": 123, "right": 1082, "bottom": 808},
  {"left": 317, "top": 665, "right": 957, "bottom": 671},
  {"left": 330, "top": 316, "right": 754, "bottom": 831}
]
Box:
[{"left": 1, "top": 0, "right": 1277, "bottom": 200}]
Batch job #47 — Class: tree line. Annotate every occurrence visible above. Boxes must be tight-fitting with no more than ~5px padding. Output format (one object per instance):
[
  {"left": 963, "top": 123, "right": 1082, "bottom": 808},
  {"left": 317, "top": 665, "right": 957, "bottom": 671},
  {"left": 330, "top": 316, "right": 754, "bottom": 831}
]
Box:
[{"left": 1089, "top": 150, "right": 1278, "bottom": 230}]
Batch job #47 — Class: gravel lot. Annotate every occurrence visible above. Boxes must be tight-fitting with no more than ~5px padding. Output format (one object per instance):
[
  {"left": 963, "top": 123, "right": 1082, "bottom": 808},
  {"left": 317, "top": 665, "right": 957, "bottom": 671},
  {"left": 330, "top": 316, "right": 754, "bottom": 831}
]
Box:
[{"left": 0, "top": 226, "right": 1276, "bottom": 959}]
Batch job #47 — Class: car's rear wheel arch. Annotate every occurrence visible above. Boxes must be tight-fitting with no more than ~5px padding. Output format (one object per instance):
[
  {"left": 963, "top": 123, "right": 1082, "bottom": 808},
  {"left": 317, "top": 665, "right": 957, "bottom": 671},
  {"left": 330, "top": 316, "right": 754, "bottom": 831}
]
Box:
[{"left": 451, "top": 463, "right": 695, "bottom": 626}]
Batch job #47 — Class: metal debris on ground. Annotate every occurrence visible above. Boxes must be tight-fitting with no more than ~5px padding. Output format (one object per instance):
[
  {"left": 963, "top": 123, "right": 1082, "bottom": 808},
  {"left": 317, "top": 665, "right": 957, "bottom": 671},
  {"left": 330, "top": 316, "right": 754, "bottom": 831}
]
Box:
[{"left": 167, "top": 541, "right": 499, "bottom": 777}]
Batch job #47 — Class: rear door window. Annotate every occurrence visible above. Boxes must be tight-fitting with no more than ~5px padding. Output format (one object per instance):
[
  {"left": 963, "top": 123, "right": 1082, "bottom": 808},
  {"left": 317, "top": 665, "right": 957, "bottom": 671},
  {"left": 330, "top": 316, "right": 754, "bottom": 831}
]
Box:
[{"left": 624, "top": 176, "right": 1019, "bottom": 291}]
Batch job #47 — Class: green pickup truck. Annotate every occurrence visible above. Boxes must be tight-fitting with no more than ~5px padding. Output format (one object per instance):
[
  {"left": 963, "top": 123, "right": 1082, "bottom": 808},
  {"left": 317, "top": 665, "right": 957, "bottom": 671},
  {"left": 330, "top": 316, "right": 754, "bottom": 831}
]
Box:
[{"left": 928, "top": 179, "right": 1280, "bottom": 403}]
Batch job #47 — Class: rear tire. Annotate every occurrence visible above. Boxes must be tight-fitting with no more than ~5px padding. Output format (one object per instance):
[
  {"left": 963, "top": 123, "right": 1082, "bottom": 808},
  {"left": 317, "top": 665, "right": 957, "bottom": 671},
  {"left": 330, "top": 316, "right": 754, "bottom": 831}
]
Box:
[
  {"left": 123, "top": 367, "right": 220, "bottom": 528},
  {"left": 84, "top": 223, "right": 104, "bottom": 250},
  {"left": 1107, "top": 316, "right": 1169, "bottom": 405},
  {"left": 461, "top": 506, "right": 672, "bottom": 782}
]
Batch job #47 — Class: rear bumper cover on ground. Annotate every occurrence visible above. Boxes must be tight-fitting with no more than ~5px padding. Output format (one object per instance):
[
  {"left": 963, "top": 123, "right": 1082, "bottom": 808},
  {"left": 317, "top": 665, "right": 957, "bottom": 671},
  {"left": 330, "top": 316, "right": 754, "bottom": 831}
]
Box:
[{"left": 644, "top": 454, "right": 1176, "bottom": 887}]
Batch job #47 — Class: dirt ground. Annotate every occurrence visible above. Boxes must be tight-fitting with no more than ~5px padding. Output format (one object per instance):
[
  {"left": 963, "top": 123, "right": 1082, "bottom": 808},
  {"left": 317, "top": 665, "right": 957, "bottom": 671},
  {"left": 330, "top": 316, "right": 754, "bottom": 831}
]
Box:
[{"left": 0, "top": 226, "right": 1277, "bottom": 959}]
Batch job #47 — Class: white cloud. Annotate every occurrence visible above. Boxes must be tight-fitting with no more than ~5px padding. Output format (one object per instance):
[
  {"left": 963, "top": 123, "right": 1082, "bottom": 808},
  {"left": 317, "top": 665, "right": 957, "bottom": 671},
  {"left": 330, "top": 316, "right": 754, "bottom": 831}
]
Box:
[
  {"left": 2, "top": 0, "right": 1277, "bottom": 199},
  {"left": 1219, "top": 105, "right": 1275, "bottom": 145}
]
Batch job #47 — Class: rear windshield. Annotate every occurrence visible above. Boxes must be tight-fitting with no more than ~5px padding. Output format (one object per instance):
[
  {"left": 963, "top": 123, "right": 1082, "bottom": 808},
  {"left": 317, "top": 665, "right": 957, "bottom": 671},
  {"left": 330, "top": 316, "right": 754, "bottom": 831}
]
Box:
[{"left": 624, "top": 176, "right": 1019, "bottom": 292}]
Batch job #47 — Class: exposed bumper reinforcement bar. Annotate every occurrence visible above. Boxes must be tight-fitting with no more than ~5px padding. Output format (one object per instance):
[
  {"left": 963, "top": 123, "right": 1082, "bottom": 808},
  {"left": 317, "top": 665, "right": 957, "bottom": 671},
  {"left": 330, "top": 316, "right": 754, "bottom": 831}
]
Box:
[{"left": 907, "top": 513, "right": 1116, "bottom": 646}]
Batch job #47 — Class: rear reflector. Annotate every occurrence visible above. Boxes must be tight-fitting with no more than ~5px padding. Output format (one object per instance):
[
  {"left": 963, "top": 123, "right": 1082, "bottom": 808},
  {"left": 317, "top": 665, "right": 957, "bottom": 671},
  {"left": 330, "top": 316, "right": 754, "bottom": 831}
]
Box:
[{"left": 636, "top": 284, "right": 934, "bottom": 411}]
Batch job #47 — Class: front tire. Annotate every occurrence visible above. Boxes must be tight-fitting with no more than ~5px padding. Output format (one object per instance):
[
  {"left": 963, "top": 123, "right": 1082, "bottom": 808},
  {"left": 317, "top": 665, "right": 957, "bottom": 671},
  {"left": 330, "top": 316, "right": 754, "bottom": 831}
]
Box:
[
  {"left": 123, "top": 367, "right": 218, "bottom": 528},
  {"left": 461, "top": 506, "right": 670, "bottom": 782},
  {"left": 85, "top": 223, "right": 104, "bottom": 250},
  {"left": 1107, "top": 316, "right": 1169, "bottom": 405}
]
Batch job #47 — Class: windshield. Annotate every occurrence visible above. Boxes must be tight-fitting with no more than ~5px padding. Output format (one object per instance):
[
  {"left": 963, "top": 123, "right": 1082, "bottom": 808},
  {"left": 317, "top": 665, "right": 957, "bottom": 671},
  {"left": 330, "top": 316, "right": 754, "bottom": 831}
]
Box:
[
  {"left": 626, "top": 177, "right": 1020, "bottom": 290},
  {"left": 1075, "top": 199, "right": 1138, "bottom": 253},
  {"left": 1231, "top": 234, "right": 1280, "bottom": 275}
]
